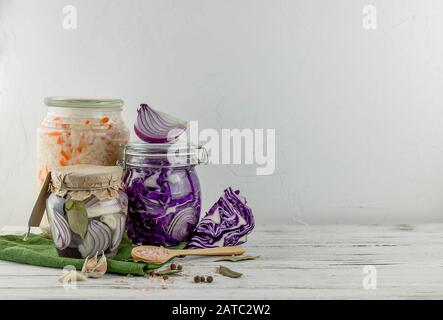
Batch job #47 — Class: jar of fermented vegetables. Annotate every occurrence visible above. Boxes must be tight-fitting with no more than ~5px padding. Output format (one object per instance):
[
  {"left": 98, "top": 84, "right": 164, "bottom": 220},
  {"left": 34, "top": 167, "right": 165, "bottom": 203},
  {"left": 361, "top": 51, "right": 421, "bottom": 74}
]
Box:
[
  {"left": 45, "top": 165, "right": 128, "bottom": 258},
  {"left": 122, "top": 142, "right": 208, "bottom": 247},
  {"left": 37, "top": 97, "right": 130, "bottom": 186},
  {"left": 37, "top": 98, "right": 130, "bottom": 235}
]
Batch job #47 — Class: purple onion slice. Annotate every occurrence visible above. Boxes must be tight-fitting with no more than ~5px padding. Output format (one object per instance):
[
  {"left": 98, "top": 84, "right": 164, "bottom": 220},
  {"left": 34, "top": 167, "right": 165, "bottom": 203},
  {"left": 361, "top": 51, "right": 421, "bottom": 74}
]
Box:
[
  {"left": 134, "top": 103, "right": 187, "bottom": 143},
  {"left": 78, "top": 220, "right": 112, "bottom": 258},
  {"left": 109, "top": 214, "right": 127, "bottom": 253},
  {"left": 50, "top": 210, "right": 72, "bottom": 250}
]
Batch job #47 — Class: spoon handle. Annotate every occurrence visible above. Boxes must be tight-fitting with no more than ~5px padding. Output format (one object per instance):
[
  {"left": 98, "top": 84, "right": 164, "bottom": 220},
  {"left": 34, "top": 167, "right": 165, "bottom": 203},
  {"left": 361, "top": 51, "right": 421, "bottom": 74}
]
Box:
[{"left": 174, "top": 246, "right": 245, "bottom": 257}]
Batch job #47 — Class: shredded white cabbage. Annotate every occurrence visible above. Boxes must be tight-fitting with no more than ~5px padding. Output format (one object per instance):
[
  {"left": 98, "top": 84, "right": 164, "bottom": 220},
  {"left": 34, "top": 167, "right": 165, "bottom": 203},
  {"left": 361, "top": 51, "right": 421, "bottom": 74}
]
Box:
[{"left": 37, "top": 113, "right": 129, "bottom": 186}]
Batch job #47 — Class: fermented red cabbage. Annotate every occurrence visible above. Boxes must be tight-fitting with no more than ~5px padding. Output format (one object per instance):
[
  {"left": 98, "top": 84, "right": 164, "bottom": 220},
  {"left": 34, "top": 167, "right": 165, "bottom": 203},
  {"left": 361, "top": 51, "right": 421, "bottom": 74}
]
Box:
[
  {"left": 188, "top": 188, "right": 255, "bottom": 248},
  {"left": 124, "top": 166, "right": 201, "bottom": 246}
]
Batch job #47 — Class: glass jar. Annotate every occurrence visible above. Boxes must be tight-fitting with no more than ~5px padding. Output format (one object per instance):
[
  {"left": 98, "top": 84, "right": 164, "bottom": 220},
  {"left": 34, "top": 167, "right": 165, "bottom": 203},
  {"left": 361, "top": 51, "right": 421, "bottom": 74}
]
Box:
[
  {"left": 122, "top": 142, "right": 208, "bottom": 246},
  {"left": 46, "top": 165, "right": 128, "bottom": 258},
  {"left": 37, "top": 97, "right": 130, "bottom": 187}
]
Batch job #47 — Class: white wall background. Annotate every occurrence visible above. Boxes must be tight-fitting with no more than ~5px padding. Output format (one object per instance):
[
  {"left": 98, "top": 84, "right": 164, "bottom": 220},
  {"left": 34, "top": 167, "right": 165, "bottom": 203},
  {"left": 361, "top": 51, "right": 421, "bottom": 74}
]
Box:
[{"left": 1, "top": 0, "right": 443, "bottom": 227}]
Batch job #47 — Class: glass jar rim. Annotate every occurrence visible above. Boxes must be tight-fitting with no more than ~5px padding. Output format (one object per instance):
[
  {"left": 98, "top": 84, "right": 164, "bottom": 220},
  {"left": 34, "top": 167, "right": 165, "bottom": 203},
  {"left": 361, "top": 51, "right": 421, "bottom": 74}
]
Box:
[
  {"left": 44, "top": 97, "right": 124, "bottom": 109},
  {"left": 123, "top": 142, "right": 208, "bottom": 168}
]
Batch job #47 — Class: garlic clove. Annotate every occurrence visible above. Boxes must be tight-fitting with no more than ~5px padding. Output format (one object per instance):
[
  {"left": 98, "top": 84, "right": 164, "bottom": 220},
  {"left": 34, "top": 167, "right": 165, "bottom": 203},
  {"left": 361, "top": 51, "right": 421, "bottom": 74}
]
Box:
[
  {"left": 81, "top": 252, "right": 98, "bottom": 273},
  {"left": 81, "top": 251, "right": 107, "bottom": 278}
]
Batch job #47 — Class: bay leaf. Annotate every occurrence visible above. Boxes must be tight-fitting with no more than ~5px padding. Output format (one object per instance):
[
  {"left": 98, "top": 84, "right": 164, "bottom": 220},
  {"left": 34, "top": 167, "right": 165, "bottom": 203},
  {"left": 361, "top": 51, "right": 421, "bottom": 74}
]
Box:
[
  {"left": 215, "top": 255, "right": 260, "bottom": 262},
  {"left": 152, "top": 269, "right": 182, "bottom": 276},
  {"left": 218, "top": 265, "right": 242, "bottom": 278},
  {"left": 65, "top": 199, "right": 88, "bottom": 239},
  {"left": 64, "top": 199, "right": 75, "bottom": 211}
]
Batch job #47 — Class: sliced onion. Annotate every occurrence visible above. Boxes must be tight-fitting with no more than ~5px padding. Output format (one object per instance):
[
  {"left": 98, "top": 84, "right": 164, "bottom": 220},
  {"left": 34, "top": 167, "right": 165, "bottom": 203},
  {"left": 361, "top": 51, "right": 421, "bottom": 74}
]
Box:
[
  {"left": 134, "top": 103, "right": 187, "bottom": 143},
  {"left": 109, "top": 214, "right": 126, "bottom": 253},
  {"left": 78, "top": 220, "right": 112, "bottom": 258},
  {"left": 50, "top": 210, "right": 72, "bottom": 250},
  {"left": 86, "top": 199, "right": 122, "bottom": 218},
  {"left": 99, "top": 213, "right": 126, "bottom": 252},
  {"left": 100, "top": 214, "right": 119, "bottom": 230}
]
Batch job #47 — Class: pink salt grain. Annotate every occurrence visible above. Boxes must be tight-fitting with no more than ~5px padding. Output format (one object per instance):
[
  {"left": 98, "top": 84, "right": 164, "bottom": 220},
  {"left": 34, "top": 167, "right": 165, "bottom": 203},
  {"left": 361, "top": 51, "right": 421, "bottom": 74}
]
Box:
[{"left": 138, "top": 247, "right": 169, "bottom": 261}]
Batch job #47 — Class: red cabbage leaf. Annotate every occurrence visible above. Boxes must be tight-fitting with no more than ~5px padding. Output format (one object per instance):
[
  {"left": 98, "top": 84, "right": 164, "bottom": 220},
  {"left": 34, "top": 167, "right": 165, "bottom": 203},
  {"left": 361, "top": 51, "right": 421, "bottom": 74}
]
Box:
[{"left": 188, "top": 187, "right": 255, "bottom": 248}]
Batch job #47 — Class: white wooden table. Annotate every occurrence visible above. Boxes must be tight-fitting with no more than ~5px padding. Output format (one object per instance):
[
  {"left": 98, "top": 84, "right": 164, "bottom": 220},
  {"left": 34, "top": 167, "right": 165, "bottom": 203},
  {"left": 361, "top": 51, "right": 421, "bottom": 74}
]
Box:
[{"left": 1, "top": 224, "right": 443, "bottom": 300}]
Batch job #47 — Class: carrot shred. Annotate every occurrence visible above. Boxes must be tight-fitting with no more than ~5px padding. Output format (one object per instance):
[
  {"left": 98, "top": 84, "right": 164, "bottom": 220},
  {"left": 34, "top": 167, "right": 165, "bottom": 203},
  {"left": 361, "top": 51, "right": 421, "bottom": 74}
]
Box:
[
  {"left": 75, "top": 146, "right": 82, "bottom": 154},
  {"left": 60, "top": 159, "right": 66, "bottom": 166},
  {"left": 47, "top": 131, "right": 62, "bottom": 137},
  {"left": 85, "top": 120, "right": 91, "bottom": 125},
  {"left": 60, "top": 150, "right": 71, "bottom": 160},
  {"left": 56, "top": 136, "right": 63, "bottom": 144},
  {"left": 108, "top": 124, "right": 113, "bottom": 129},
  {"left": 100, "top": 117, "right": 110, "bottom": 124}
]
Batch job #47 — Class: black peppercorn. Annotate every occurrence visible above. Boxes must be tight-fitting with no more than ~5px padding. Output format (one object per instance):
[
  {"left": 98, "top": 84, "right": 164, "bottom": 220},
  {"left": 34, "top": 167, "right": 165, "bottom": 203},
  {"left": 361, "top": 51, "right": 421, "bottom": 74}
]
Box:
[
  {"left": 194, "top": 275, "right": 201, "bottom": 283},
  {"left": 163, "top": 275, "right": 169, "bottom": 280},
  {"left": 170, "top": 263, "right": 177, "bottom": 270},
  {"left": 177, "top": 264, "right": 183, "bottom": 270},
  {"left": 200, "top": 276, "right": 206, "bottom": 283},
  {"left": 206, "top": 276, "right": 213, "bottom": 283}
]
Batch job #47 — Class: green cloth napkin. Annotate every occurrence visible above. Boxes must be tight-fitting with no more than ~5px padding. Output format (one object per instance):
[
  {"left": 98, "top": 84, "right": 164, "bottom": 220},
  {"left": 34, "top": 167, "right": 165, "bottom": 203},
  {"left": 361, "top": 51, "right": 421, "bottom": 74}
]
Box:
[{"left": 0, "top": 234, "right": 186, "bottom": 276}]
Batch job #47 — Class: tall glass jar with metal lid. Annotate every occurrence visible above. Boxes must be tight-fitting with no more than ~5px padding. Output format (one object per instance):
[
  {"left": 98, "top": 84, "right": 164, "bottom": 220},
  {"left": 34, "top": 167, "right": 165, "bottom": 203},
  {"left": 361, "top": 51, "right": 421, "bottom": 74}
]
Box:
[
  {"left": 37, "top": 97, "right": 130, "bottom": 186},
  {"left": 121, "top": 142, "right": 208, "bottom": 246},
  {"left": 37, "top": 98, "right": 130, "bottom": 235}
]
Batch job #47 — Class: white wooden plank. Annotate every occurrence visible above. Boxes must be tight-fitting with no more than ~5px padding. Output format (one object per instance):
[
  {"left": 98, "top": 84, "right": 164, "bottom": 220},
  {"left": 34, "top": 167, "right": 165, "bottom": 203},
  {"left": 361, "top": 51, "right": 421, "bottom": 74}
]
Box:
[{"left": 1, "top": 224, "right": 443, "bottom": 299}]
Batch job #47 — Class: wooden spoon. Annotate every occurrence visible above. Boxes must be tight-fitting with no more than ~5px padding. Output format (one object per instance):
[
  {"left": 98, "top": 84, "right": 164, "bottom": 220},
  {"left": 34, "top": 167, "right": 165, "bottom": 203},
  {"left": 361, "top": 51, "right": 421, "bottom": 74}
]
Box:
[{"left": 131, "top": 245, "right": 245, "bottom": 264}]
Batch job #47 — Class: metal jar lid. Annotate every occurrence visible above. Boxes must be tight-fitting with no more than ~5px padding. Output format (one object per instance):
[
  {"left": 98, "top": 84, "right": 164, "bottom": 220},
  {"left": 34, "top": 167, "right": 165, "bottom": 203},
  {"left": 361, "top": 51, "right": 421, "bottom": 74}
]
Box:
[
  {"left": 44, "top": 97, "right": 124, "bottom": 109},
  {"left": 121, "top": 142, "right": 208, "bottom": 168}
]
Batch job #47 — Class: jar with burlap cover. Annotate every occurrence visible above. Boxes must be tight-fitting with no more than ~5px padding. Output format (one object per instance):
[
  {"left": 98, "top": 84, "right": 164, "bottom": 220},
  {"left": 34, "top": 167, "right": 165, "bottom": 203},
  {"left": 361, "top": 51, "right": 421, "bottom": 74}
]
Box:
[{"left": 29, "top": 165, "right": 127, "bottom": 259}]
